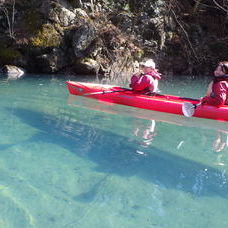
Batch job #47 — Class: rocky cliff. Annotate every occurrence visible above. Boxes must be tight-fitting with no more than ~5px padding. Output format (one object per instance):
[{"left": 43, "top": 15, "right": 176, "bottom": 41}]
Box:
[{"left": 0, "top": 0, "right": 228, "bottom": 77}]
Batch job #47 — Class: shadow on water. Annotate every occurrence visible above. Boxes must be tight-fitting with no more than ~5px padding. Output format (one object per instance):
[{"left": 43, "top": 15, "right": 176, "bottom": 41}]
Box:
[{"left": 7, "top": 107, "right": 228, "bottom": 199}]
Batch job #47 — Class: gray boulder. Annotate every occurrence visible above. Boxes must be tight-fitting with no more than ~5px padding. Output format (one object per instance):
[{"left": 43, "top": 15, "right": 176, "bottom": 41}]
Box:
[{"left": 2, "top": 65, "right": 25, "bottom": 79}]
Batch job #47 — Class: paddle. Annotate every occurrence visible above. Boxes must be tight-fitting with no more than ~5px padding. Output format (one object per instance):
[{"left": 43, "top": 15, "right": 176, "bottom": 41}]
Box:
[
  {"left": 182, "top": 102, "right": 202, "bottom": 117},
  {"left": 83, "top": 88, "right": 131, "bottom": 96}
]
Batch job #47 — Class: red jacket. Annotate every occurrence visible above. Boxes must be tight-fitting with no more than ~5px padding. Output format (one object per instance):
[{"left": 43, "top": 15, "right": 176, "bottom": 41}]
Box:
[
  {"left": 130, "top": 70, "right": 161, "bottom": 92},
  {"left": 202, "top": 76, "right": 228, "bottom": 107}
]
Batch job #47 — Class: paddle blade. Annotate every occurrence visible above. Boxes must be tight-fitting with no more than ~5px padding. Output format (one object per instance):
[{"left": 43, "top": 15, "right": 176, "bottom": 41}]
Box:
[{"left": 182, "top": 102, "right": 195, "bottom": 117}]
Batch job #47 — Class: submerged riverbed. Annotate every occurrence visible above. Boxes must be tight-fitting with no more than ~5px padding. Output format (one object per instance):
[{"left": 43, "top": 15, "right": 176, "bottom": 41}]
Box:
[{"left": 0, "top": 74, "right": 228, "bottom": 228}]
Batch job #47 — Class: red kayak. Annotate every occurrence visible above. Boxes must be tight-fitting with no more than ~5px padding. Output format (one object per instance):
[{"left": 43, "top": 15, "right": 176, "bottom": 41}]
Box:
[{"left": 66, "top": 81, "right": 228, "bottom": 121}]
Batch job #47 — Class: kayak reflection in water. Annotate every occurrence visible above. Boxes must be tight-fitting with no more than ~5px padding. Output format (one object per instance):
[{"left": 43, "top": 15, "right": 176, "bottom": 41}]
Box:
[
  {"left": 213, "top": 131, "right": 228, "bottom": 166},
  {"left": 131, "top": 119, "right": 157, "bottom": 155}
]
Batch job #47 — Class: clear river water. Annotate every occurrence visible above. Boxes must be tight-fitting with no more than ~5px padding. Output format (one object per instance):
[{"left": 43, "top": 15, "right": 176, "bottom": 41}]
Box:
[{"left": 0, "top": 74, "right": 228, "bottom": 228}]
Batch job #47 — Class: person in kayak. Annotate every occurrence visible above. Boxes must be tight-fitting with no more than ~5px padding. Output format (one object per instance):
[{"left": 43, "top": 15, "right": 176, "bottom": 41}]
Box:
[
  {"left": 129, "top": 59, "right": 161, "bottom": 93},
  {"left": 201, "top": 61, "right": 228, "bottom": 107}
]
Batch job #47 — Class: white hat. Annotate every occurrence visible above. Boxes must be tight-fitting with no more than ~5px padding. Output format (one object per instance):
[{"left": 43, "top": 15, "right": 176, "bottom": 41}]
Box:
[{"left": 140, "top": 59, "right": 155, "bottom": 69}]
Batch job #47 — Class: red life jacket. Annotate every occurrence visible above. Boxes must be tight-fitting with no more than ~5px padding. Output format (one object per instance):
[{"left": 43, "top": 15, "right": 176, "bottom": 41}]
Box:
[
  {"left": 129, "top": 69, "right": 161, "bottom": 92},
  {"left": 202, "top": 75, "right": 228, "bottom": 106}
]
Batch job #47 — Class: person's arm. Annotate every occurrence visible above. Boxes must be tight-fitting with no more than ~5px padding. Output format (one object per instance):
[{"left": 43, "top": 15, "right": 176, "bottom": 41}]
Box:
[
  {"left": 150, "top": 70, "right": 161, "bottom": 80},
  {"left": 205, "top": 81, "right": 213, "bottom": 96},
  {"left": 129, "top": 75, "right": 139, "bottom": 88},
  {"left": 130, "top": 75, "right": 154, "bottom": 91},
  {"left": 201, "top": 82, "right": 227, "bottom": 107}
]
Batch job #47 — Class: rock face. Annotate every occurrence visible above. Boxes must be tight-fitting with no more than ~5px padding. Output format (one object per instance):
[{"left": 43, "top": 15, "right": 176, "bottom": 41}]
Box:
[
  {"left": 0, "top": 0, "right": 227, "bottom": 76},
  {"left": 72, "top": 23, "right": 97, "bottom": 58},
  {"left": 33, "top": 48, "right": 67, "bottom": 73}
]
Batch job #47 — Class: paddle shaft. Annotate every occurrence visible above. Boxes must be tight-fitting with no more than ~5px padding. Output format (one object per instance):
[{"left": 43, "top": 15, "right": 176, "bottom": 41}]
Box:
[
  {"left": 83, "top": 88, "right": 131, "bottom": 96},
  {"left": 193, "top": 102, "right": 202, "bottom": 108}
]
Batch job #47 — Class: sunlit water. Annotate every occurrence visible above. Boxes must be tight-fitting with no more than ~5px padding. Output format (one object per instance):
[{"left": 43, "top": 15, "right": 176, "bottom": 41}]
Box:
[{"left": 0, "top": 74, "right": 228, "bottom": 228}]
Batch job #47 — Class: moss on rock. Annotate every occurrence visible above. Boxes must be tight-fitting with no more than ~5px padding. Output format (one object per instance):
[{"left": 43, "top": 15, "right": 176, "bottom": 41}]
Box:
[
  {"left": 30, "top": 24, "right": 62, "bottom": 47},
  {"left": 0, "top": 47, "right": 21, "bottom": 65}
]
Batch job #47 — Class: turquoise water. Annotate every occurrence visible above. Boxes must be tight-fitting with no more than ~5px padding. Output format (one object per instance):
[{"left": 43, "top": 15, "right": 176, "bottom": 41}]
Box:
[{"left": 0, "top": 74, "right": 228, "bottom": 228}]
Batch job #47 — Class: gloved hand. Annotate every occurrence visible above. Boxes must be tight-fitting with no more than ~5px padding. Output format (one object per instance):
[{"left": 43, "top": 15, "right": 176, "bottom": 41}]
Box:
[{"left": 200, "top": 96, "right": 209, "bottom": 104}]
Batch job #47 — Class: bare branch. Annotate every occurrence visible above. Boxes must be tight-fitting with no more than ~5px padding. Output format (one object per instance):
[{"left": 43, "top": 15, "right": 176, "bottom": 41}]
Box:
[
  {"left": 212, "top": 0, "right": 228, "bottom": 12},
  {"left": 192, "top": 0, "right": 203, "bottom": 15},
  {"left": 0, "top": 0, "right": 16, "bottom": 38},
  {"left": 170, "top": 8, "right": 199, "bottom": 62}
]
